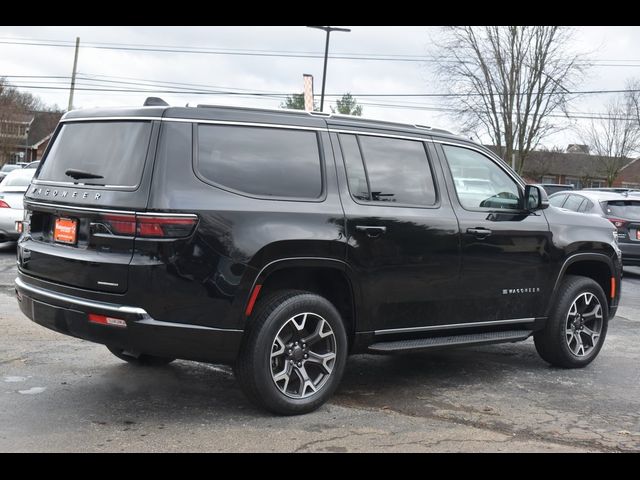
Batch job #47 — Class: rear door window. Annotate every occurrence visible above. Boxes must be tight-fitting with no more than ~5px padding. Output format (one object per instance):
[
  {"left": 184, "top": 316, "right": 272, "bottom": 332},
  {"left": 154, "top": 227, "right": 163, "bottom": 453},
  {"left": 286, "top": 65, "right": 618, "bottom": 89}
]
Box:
[
  {"left": 549, "top": 194, "right": 568, "bottom": 207},
  {"left": 37, "top": 121, "right": 152, "bottom": 188},
  {"left": 340, "top": 134, "right": 436, "bottom": 206},
  {"left": 196, "top": 125, "right": 322, "bottom": 199},
  {"left": 562, "top": 195, "right": 585, "bottom": 212}
]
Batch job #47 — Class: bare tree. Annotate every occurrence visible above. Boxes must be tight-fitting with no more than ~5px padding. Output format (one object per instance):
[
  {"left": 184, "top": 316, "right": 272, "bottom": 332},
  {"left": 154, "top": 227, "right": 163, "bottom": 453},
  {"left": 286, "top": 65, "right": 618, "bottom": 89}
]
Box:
[
  {"left": 580, "top": 93, "right": 640, "bottom": 186},
  {"left": 433, "top": 26, "right": 586, "bottom": 174},
  {"left": 627, "top": 78, "right": 640, "bottom": 125}
]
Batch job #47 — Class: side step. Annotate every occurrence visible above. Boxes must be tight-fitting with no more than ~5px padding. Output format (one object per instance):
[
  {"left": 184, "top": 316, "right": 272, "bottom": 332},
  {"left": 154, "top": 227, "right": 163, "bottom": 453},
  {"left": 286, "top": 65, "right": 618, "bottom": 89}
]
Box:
[{"left": 368, "top": 330, "right": 533, "bottom": 353}]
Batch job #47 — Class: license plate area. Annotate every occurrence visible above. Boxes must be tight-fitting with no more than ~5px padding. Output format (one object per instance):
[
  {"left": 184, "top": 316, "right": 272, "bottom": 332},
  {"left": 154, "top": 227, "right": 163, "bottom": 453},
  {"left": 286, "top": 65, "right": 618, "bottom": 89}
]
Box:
[{"left": 54, "top": 217, "right": 78, "bottom": 245}]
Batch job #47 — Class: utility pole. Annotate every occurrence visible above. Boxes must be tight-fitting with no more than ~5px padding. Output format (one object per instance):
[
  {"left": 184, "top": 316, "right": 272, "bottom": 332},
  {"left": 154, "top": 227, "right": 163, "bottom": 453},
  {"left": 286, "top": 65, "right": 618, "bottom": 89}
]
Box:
[
  {"left": 24, "top": 126, "right": 30, "bottom": 163},
  {"left": 307, "top": 26, "right": 351, "bottom": 112},
  {"left": 68, "top": 37, "right": 80, "bottom": 111}
]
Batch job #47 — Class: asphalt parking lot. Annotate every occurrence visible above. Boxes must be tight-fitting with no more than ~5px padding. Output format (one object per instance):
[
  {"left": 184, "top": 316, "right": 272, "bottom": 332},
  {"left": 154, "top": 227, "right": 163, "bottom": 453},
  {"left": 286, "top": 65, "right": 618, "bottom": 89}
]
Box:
[{"left": 1, "top": 241, "right": 639, "bottom": 452}]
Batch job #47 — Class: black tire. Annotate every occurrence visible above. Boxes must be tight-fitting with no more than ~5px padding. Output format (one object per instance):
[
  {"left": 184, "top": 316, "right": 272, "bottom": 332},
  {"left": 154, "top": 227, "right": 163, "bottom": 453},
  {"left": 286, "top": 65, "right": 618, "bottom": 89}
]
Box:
[
  {"left": 234, "top": 290, "right": 348, "bottom": 415},
  {"left": 106, "top": 346, "right": 175, "bottom": 366},
  {"left": 534, "top": 275, "right": 609, "bottom": 368}
]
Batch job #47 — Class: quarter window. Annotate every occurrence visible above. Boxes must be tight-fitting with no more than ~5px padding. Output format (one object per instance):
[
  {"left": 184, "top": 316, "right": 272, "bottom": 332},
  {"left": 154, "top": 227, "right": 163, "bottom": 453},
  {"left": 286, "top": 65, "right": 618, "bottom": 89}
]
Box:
[
  {"left": 443, "top": 145, "right": 520, "bottom": 210},
  {"left": 197, "top": 125, "right": 322, "bottom": 199}
]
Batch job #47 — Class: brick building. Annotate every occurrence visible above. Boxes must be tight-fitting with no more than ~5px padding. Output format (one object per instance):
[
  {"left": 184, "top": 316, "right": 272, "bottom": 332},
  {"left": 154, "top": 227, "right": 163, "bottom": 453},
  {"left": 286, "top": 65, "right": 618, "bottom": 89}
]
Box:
[{"left": 0, "top": 111, "right": 62, "bottom": 165}]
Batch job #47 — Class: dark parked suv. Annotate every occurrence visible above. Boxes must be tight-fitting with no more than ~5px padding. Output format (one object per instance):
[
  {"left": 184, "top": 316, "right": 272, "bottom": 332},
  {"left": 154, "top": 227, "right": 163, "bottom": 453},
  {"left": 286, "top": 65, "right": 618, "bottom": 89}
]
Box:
[{"left": 15, "top": 102, "right": 622, "bottom": 415}]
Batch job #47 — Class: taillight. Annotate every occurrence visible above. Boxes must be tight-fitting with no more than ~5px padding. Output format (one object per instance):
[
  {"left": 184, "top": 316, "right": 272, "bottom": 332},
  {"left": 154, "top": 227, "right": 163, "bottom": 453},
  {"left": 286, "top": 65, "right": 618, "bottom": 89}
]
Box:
[
  {"left": 136, "top": 216, "right": 197, "bottom": 238},
  {"left": 99, "top": 213, "right": 197, "bottom": 238},
  {"left": 607, "top": 218, "right": 627, "bottom": 229},
  {"left": 0, "top": 200, "right": 10, "bottom": 208},
  {"left": 102, "top": 214, "right": 136, "bottom": 235}
]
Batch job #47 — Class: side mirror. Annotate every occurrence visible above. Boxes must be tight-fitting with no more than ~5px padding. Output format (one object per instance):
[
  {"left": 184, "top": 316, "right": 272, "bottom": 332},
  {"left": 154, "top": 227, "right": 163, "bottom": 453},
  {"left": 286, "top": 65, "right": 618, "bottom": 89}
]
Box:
[{"left": 523, "top": 184, "right": 549, "bottom": 211}]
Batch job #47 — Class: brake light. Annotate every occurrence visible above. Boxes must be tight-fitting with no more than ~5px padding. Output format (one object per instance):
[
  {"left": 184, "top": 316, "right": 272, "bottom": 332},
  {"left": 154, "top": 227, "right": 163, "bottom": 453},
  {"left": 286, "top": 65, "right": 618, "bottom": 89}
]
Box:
[
  {"left": 99, "top": 213, "right": 197, "bottom": 238},
  {"left": 102, "top": 214, "right": 136, "bottom": 235},
  {"left": 0, "top": 200, "right": 10, "bottom": 208},
  {"left": 136, "top": 216, "right": 197, "bottom": 238},
  {"left": 607, "top": 218, "right": 627, "bottom": 229}
]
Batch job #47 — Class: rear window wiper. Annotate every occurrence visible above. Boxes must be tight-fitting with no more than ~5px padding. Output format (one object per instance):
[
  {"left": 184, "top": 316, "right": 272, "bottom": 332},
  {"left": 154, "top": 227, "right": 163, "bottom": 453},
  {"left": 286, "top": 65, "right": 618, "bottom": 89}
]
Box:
[{"left": 65, "top": 169, "right": 104, "bottom": 181}]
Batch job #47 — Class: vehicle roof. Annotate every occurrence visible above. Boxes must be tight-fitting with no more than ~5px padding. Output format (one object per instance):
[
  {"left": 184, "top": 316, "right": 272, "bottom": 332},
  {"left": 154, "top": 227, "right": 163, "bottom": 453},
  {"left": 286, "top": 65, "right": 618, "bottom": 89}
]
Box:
[
  {"left": 0, "top": 164, "right": 22, "bottom": 171},
  {"left": 3, "top": 167, "right": 36, "bottom": 180},
  {"left": 549, "top": 189, "right": 640, "bottom": 202},
  {"left": 61, "top": 103, "right": 467, "bottom": 143}
]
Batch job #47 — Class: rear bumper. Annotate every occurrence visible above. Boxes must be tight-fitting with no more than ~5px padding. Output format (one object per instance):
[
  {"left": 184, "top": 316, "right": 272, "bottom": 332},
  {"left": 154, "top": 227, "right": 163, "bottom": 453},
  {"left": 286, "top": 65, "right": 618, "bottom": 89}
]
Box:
[{"left": 15, "top": 276, "right": 243, "bottom": 364}]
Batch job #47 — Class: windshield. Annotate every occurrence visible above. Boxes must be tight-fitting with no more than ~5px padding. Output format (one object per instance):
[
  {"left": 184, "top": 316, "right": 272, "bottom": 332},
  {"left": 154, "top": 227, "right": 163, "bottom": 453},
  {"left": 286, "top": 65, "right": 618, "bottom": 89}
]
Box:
[
  {"left": 0, "top": 164, "right": 21, "bottom": 173},
  {"left": 603, "top": 200, "right": 640, "bottom": 219},
  {"left": 37, "top": 121, "right": 152, "bottom": 187}
]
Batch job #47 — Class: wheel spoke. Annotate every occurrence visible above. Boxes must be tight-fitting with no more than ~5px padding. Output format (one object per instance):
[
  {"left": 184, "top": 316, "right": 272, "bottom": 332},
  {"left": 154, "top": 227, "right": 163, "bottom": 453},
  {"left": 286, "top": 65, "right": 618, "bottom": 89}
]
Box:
[
  {"left": 568, "top": 303, "right": 578, "bottom": 318},
  {"left": 294, "top": 364, "right": 317, "bottom": 397},
  {"left": 303, "top": 318, "right": 333, "bottom": 346},
  {"left": 582, "top": 326, "right": 600, "bottom": 346},
  {"left": 272, "top": 361, "right": 293, "bottom": 393},
  {"left": 291, "top": 313, "right": 308, "bottom": 332},
  {"left": 582, "top": 303, "right": 602, "bottom": 320},
  {"left": 575, "top": 332, "right": 585, "bottom": 355},
  {"left": 305, "top": 351, "right": 336, "bottom": 375},
  {"left": 566, "top": 329, "right": 575, "bottom": 346},
  {"left": 271, "top": 335, "right": 286, "bottom": 359}
]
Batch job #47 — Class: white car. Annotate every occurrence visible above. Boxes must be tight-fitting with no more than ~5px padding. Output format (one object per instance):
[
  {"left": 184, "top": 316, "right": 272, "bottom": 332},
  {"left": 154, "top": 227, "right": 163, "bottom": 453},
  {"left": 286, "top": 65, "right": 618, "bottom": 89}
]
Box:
[{"left": 0, "top": 168, "right": 35, "bottom": 242}]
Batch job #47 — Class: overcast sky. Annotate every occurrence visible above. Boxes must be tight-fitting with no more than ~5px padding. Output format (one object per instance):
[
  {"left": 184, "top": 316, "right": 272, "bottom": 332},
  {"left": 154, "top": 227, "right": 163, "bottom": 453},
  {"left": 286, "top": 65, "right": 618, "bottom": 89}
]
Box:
[{"left": 2, "top": 26, "right": 640, "bottom": 148}]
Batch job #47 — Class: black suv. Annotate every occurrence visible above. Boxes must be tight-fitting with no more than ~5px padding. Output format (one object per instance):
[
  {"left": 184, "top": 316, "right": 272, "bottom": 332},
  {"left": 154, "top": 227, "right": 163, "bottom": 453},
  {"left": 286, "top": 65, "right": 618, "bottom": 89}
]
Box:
[{"left": 15, "top": 102, "right": 622, "bottom": 415}]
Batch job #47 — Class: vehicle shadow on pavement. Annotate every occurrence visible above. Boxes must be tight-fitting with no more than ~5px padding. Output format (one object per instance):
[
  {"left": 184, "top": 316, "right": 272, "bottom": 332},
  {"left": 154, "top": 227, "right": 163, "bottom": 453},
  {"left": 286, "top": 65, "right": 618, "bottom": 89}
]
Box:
[{"left": 333, "top": 341, "right": 552, "bottom": 410}]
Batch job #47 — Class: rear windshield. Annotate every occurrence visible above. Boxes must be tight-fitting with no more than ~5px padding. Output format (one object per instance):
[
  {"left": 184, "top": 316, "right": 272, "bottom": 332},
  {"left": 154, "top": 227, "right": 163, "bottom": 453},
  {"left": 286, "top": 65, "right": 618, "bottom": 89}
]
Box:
[
  {"left": 603, "top": 200, "right": 640, "bottom": 219},
  {"left": 37, "top": 121, "right": 152, "bottom": 188}
]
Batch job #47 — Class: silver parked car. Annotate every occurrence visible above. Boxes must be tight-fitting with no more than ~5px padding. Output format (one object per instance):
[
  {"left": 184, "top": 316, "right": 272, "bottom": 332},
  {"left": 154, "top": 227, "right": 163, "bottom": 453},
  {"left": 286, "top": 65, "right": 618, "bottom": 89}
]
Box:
[{"left": 0, "top": 168, "right": 35, "bottom": 242}]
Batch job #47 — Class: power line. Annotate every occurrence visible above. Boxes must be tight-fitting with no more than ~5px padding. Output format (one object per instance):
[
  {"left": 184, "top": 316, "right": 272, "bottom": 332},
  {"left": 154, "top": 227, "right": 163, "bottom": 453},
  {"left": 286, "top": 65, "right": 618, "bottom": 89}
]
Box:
[
  {"left": 5, "top": 73, "right": 640, "bottom": 98},
  {"left": 4, "top": 37, "right": 640, "bottom": 67}
]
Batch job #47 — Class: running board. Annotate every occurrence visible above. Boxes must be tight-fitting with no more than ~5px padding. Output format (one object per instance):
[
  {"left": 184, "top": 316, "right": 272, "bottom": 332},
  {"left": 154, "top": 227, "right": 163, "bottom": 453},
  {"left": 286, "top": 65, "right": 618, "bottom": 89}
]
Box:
[{"left": 368, "top": 330, "right": 533, "bottom": 353}]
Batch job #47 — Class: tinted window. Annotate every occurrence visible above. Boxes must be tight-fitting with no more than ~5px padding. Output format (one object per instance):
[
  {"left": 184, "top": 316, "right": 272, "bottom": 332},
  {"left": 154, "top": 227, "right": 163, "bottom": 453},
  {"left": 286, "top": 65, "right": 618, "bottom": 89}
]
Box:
[
  {"left": 562, "top": 195, "right": 585, "bottom": 212},
  {"left": 443, "top": 145, "right": 520, "bottom": 210},
  {"left": 357, "top": 136, "right": 436, "bottom": 206},
  {"left": 603, "top": 200, "right": 640, "bottom": 219},
  {"left": 339, "top": 134, "right": 369, "bottom": 201},
  {"left": 549, "top": 194, "right": 568, "bottom": 207},
  {"left": 37, "top": 122, "right": 152, "bottom": 187},
  {"left": 197, "top": 125, "right": 322, "bottom": 199}
]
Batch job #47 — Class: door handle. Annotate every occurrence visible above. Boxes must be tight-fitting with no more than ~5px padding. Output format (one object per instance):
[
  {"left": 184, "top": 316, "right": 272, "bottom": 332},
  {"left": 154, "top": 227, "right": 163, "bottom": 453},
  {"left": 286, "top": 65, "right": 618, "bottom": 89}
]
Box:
[
  {"left": 355, "top": 225, "right": 387, "bottom": 238},
  {"left": 466, "top": 227, "right": 492, "bottom": 239}
]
